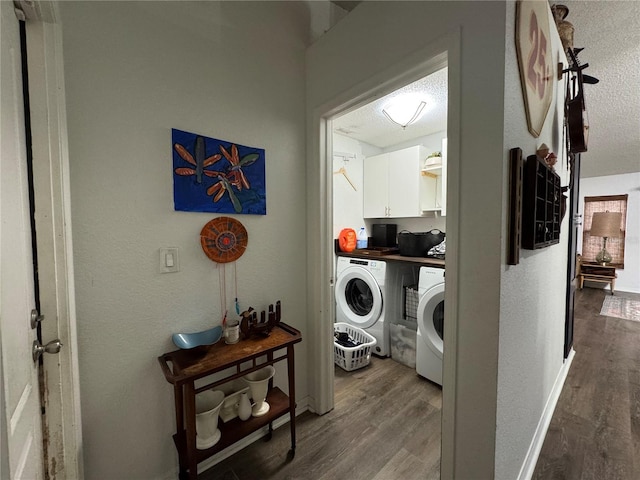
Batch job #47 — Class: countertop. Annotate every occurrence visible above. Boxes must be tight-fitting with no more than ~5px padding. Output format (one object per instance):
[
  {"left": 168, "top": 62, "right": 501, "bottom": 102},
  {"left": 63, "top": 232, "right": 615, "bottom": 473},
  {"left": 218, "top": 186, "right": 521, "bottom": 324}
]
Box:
[{"left": 336, "top": 250, "right": 445, "bottom": 268}]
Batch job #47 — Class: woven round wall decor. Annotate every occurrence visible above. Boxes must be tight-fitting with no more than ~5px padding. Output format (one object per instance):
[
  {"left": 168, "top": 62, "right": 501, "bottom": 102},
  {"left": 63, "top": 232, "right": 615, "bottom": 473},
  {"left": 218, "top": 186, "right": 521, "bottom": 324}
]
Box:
[{"left": 200, "top": 216, "right": 248, "bottom": 263}]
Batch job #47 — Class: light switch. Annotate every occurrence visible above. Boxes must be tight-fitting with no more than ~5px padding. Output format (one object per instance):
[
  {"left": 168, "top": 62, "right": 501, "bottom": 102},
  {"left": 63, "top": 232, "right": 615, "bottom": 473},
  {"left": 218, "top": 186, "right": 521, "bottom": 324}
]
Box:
[{"left": 160, "top": 247, "right": 179, "bottom": 273}]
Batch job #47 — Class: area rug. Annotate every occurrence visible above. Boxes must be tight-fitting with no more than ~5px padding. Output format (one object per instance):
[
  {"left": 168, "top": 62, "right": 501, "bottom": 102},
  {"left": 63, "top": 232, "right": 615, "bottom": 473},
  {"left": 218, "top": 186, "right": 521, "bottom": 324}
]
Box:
[{"left": 600, "top": 296, "right": 640, "bottom": 322}]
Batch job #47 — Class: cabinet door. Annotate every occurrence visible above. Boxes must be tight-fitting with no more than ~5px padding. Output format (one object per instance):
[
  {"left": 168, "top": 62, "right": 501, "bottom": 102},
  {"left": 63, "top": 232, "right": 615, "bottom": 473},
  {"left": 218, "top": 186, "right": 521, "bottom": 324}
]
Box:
[
  {"left": 363, "top": 153, "right": 389, "bottom": 218},
  {"left": 388, "top": 147, "right": 423, "bottom": 217}
]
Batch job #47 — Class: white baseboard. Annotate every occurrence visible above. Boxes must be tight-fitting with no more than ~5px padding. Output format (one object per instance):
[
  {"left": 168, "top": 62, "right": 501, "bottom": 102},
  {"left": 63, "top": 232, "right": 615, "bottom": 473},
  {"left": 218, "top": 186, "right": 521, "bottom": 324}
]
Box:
[
  {"left": 162, "top": 396, "right": 310, "bottom": 479},
  {"left": 517, "top": 348, "right": 575, "bottom": 480},
  {"left": 618, "top": 287, "right": 640, "bottom": 294}
]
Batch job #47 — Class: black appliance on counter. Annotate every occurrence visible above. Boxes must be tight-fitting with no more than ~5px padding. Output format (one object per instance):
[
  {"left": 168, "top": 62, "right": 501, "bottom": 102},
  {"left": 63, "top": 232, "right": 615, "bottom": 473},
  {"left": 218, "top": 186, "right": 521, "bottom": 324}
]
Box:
[
  {"left": 397, "top": 229, "right": 445, "bottom": 257},
  {"left": 371, "top": 224, "right": 397, "bottom": 248}
]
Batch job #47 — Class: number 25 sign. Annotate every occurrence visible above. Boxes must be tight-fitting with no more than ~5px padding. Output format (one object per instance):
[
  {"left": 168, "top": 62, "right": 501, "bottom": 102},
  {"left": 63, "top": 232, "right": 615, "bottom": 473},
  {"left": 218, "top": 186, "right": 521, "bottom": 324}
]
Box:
[{"left": 516, "top": 0, "right": 554, "bottom": 138}]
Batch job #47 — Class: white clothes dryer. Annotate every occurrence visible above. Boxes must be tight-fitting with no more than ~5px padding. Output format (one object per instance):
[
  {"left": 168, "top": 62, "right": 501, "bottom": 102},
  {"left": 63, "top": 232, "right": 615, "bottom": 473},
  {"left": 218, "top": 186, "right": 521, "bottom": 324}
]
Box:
[
  {"left": 335, "top": 256, "right": 391, "bottom": 356},
  {"left": 416, "top": 266, "right": 445, "bottom": 385}
]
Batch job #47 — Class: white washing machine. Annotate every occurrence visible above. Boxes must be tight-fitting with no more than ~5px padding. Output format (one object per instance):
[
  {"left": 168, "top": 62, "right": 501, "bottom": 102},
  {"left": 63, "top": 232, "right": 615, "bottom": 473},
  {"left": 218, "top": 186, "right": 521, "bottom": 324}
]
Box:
[
  {"left": 416, "top": 266, "right": 445, "bottom": 385},
  {"left": 335, "top": 256, "right": 393, "bottom": 357}
]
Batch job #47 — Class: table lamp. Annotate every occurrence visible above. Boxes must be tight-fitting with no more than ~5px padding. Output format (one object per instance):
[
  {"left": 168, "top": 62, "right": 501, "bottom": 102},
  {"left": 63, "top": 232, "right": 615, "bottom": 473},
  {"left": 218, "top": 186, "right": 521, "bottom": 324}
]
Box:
[{"left": 590, "top": 211, "right": 621, "bottom": 265}]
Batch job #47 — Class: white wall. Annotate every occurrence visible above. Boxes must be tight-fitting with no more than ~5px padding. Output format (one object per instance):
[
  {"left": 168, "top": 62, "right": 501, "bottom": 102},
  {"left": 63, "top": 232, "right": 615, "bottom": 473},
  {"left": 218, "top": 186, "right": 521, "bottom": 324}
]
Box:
[
  {"left": 497, "top": 3, "right": 571, "bottom": 478},
  {"left": 59, "top": 2, "right": 310, "bottom": 478},
  {"left": 332, "top": 133, "right": 368, "bottom": 237},
  {"left": 578, "top": 173, "right": 640, "bottom": 293},
  {"left": 307, "top": 1, "right": 508, "bottom": 478}
]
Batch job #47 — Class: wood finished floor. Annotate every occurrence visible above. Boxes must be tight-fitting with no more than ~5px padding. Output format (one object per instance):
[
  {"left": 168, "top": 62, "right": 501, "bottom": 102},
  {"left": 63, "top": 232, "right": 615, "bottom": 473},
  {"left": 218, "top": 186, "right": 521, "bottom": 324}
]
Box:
[
  {"left": 533, "top": 288, "right": 640, "bottom": 480},
  {"left": 204, "top": 288, "right": 640, "bottom": 480},
  {"left": 206, "top": 357, "right": 442, "bottom": 480}
]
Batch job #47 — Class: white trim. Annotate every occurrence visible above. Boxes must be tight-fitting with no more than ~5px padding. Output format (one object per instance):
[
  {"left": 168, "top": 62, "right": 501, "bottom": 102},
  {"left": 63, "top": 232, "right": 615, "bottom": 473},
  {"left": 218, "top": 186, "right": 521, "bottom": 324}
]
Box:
[
  {"left": 517, "top": 348, "right": 576, "bottom": 480},
  {"left": 308, "top": 29, "right": 459, "bottom": 412},
  {"left": 307, "top": 28, "right": 462, "bottom": 478},
  {"left": 305, "top": 110, "right": 335, "bottom": 415}
]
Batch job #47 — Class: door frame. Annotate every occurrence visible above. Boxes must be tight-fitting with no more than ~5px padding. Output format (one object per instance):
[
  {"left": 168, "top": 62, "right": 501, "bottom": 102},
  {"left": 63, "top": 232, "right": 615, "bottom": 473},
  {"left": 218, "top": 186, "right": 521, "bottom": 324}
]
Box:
[
  {"left": 306, "top": 29, "right": 461, "bottom": 478},
  {"left": 19, "top": 2, "right": 83, "bottom": 477},
  {"left": 564, "top": 154, "right": 580, "bottom": 358}
]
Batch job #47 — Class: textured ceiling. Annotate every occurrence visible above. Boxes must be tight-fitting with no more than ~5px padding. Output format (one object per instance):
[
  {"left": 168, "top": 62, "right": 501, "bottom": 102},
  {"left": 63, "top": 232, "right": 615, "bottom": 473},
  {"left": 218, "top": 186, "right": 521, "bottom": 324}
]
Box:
[
  {"left": 330, "top": 1, "right": 640, "bottom": 178},
  {"left": 332, "top": 67, "right": 448, "bottom": 148},
  {"left": 564, "top": 0, "right": 640, "bottom": 178}
]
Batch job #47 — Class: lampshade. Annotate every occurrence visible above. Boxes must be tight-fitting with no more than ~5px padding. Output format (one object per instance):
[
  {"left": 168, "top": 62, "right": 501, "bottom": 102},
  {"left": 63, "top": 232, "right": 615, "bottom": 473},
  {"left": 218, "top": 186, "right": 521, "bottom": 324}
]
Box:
[
  {"left": 382, "top": 99, "right": 427, "bottom": 128},
  {"left": 590, "top": 212, "right": 621, "bottom": 238}
]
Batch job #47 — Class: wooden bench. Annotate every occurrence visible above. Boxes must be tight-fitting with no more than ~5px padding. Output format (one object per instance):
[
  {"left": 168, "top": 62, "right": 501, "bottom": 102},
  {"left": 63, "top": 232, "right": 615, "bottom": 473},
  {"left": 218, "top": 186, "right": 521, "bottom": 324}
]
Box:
[{"left": 577, "top": 255, "right": 617, "bottom": 295}]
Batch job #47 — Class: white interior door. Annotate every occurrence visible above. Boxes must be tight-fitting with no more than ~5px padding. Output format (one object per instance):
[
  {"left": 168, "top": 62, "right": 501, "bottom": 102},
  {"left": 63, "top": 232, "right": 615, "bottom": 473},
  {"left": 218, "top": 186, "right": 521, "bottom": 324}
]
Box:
[{"left": 1, "top": 2, "right": 45, "bottom": 478}]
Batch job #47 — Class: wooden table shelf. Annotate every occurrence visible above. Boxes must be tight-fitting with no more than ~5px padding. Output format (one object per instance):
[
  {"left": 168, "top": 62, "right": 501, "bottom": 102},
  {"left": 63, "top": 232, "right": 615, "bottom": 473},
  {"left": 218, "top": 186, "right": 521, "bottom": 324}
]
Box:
[
  {"left": 172, "top": 387, "right": 290, "bottom": 465},
  {"left": 158, "top": 323, "right": 302, "bottom": 479},
  {"left": 578, "top": 261, "right": 617, "bottom": 294}
]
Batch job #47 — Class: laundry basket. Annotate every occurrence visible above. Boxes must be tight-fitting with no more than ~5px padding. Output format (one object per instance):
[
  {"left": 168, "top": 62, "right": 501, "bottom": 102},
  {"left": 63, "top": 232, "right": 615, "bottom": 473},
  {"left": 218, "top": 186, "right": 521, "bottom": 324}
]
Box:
[
  {"left": 334, "top": 322, "right": 377, "bottom": 371},
  {"left": 404, "top": 285, "right": 419, "bottom": 320}
]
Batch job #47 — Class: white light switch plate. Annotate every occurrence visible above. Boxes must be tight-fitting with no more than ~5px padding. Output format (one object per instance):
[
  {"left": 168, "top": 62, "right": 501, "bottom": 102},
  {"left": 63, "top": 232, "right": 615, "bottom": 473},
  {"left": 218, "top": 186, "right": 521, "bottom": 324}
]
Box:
[{"left": 159, "top": 247, "right": 179, "bottom": 273}]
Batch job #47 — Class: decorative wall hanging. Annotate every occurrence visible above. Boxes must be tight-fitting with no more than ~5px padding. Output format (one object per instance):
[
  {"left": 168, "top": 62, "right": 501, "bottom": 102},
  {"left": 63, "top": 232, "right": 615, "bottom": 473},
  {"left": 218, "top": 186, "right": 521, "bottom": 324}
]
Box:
[
  {"left": 551, "top": 4, "right": 574, "bottom": 54},
  {"left": 516, "top": 0, "right": 554, "bottom": 138},
  {"left": 521, "top": 155, "right": 561, "bottom": 249},
  {"left": 173, "top": 128, "right": 266, "bottom": 215},
  {"left": 201, "top": 216, "right": 247, "bottom": 328},
  {"left": 565, "top": 49, "right": 589, "bottom": 153},
  {"left": 200, "top": 216, "right": 248, "bottom": 264}
]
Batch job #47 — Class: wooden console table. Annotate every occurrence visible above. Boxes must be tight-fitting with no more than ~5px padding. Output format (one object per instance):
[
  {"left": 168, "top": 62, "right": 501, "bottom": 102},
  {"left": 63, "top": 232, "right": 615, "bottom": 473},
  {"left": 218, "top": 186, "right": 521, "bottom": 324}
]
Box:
[
  {"left": 158, "top": 323, "right": 302, "bottom": 479},
  {"left": 578, "top": 261, "right": 617, "bottom": 294}
]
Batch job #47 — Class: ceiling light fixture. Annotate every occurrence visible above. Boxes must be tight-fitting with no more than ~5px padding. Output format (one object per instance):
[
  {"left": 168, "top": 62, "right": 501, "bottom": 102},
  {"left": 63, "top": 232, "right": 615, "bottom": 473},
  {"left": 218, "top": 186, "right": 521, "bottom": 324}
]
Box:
[{"left": 382, "top": 99, "right": 427, "bottom": 129}]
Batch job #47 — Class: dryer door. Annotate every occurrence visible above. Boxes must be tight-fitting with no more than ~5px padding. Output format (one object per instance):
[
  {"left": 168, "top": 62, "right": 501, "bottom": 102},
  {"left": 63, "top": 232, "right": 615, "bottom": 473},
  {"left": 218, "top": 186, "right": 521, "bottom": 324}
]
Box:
[
  {"left": 335, "top": 267, "right": 383, "bottom": 329},
  {"left": 417, "top": 283, "right": 444, "bottom": 359}
]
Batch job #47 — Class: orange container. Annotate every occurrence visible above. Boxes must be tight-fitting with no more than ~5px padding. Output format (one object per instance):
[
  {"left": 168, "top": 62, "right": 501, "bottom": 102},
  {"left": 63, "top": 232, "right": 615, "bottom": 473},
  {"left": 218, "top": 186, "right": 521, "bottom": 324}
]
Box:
[{"left": 338, "top": 228, "right": 357, "bottom": 252}]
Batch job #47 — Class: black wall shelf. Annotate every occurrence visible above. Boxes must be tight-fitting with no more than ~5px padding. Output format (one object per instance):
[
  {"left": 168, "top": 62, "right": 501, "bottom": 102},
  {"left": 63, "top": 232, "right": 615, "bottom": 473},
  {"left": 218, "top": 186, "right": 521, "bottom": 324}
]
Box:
[{"left": 522, "top": 155, "right": 561, "bottom": 249}]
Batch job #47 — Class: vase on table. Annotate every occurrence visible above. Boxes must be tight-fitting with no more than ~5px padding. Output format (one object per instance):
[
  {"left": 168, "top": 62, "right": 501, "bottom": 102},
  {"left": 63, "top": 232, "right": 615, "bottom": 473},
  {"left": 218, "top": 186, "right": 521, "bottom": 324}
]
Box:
[
  {"left": 243, "top": 365, "right": 276, "bottom": 417},
  {"left": 237, "top": 392, "right": 252, "bottom": 421},
  {"left": 195, "top": 390, "right": 225, "bottom": 449}
]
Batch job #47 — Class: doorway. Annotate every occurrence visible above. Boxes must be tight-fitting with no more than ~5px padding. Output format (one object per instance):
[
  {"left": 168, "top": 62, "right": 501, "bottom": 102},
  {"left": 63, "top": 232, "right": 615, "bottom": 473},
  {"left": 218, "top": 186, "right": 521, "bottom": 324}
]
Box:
[
  {"left": 303, "top": 17, "right": 467, "bottom": 475},
  {"left": 326, "top": 64, "right": 449, "bottom": 477}
]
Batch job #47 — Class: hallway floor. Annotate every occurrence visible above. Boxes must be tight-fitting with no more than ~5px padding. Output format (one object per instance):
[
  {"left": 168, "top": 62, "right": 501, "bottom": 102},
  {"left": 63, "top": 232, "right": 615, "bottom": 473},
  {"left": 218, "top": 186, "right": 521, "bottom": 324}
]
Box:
[
  {"left": 204, "top": 287, "right": 640, "bottom": 479},
  {"left": 533, "top": 288, "right": 640, "bottom": 479}
]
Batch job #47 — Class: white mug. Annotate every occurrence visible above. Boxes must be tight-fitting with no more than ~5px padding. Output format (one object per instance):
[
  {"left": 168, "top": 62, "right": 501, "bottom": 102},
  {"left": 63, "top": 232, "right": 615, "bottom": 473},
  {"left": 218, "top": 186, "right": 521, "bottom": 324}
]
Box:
[{"left": 225, "top": 320, "right": 240, "bottom": 344}]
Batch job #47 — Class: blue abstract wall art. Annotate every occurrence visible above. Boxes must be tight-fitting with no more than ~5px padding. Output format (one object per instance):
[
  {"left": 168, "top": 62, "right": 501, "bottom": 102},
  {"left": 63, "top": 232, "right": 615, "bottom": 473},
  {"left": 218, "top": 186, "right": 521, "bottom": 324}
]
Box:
[{"left": 172, "top": 128, "right": 266, "bottom": 215}]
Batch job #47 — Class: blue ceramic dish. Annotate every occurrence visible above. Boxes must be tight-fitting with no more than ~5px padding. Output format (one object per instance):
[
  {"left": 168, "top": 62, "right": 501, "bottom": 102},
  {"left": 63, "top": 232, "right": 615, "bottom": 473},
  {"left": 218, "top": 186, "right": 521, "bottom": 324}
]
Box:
[{"left": 172, "top": 325, "right": 223, "bottom": 350}]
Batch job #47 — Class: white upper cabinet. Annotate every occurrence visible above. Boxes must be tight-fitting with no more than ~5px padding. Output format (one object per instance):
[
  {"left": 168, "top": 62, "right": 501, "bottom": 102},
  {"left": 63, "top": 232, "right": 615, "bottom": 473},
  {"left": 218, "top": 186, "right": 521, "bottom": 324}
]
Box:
[
  {"left": 363, "top": 145, "right": 439, "bottom": 218},
  {"left": 362, "top": 153, "right": 389, "bottom": 218}
]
